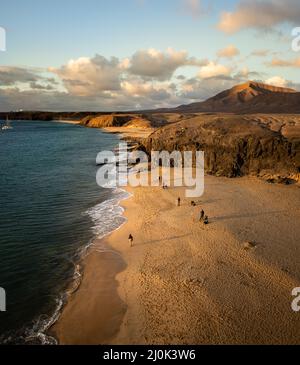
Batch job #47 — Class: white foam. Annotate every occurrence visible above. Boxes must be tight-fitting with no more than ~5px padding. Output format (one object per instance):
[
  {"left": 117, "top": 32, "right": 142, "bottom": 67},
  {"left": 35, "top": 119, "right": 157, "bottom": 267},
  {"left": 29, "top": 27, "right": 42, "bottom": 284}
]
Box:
[
  {"left": 21, "top": 174, "right": 131, "bottom": 344},
  {"left": 24, "top": 296, "right": 64, "bottom": 345},
  {"left": 85, "top": 188, "right": 130, "bottom": 239}
]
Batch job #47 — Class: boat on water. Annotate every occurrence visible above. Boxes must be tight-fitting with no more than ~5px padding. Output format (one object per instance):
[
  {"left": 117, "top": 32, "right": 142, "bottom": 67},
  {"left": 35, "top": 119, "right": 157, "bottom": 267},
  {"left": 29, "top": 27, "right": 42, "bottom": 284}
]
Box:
[{"left": 1, "top": 116, "right": 13, "bottom": 130}]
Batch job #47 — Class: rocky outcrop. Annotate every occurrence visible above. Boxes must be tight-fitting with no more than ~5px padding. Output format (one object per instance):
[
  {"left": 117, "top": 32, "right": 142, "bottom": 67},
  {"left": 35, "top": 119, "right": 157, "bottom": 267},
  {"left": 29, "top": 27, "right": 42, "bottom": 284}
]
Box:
[
  {"left": 80, "top": 113, "right": 158, "bottom": 129},
  {"left": 141, "top": 115, "right": 300, "bottom": 182},
  {"left": 80, "top": 114, "right": 134, "bottom": 128}
]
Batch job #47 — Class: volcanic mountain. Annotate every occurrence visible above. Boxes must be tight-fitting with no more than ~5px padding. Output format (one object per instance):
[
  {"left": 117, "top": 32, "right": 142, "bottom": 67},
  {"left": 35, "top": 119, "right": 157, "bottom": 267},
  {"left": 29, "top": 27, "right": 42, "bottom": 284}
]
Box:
[{"left": 170, "top": 81, "right": 300, "bottom": 114}]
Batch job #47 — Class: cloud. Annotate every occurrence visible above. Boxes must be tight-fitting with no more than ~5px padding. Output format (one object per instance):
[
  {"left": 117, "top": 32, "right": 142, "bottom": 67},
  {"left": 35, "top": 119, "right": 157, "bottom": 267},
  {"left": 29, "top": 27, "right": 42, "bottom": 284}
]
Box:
[
  {"left": 217, "top": 45, "right": 240, "bottom": 58},
  {"left": 198, "top": 61, "right": 231, "bottom": 79},
  {"left": 264, "top": 76, "right": 300, "bottom": 90},
  {"left": 0, "top": 66, "right": 44, "bottom": 85},
  {"left": 0, "top": 48, "right": 296, "bottom": 112},
  {"left": 0, "top": 84, "right": 178, "bottom": 112},
  {"left": 265, "top": 76, "right": 288, "bottom": 87},
  {"left": 268, "top": 56, "right": 300, "bottom": 67},
  {"left": 179, "top": 64, "right": 266, "bottom": 101},
  {"left": 218, "top": 0, "right": 300, "bottom": 34},
  {"left": 49, "top": 55, "right": 122, "bottom": 96},
  {"left": 29, "top": 82, "right": 55, "bottom": 90},
  {"left": 234, "top": 67, "right": 262, "bottom": 80},
  {"left": 126, "top": 48, "right": 205, "bottom": 81},
  {"left": 179, "top": 76, "right": 240, "bottom": 101},
  {"left": 0, "top": 49, "right": 209, "bottom": 111}
]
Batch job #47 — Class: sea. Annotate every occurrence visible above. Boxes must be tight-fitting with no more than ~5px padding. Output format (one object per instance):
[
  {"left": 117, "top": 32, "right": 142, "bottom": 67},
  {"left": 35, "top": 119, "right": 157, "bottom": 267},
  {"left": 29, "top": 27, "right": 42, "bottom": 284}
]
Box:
[{"left": 0, "top": 120, "right": 129, "bottom": 344}]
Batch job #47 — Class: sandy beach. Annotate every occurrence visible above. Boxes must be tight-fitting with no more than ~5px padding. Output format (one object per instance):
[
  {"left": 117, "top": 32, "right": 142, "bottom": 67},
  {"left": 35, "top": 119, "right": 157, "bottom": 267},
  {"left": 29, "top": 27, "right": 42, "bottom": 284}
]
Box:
[
  {"left": 101, "top": 126, "right": 155, "bottom": 139},
  {"left": 53, "top": 169, "right": 300, "bottom": 345}
]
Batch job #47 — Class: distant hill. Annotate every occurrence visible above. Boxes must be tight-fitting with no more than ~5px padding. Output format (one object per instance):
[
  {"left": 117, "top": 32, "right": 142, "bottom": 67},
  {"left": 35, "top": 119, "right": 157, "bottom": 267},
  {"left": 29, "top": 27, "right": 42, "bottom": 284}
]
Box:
[{"left": 158, "top": 81, "right": 300, "bottom": 114}]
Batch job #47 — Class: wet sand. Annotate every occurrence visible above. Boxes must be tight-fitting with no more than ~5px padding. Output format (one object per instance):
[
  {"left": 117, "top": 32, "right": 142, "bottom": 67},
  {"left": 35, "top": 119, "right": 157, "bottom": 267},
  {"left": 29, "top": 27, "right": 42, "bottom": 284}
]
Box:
[
  {"left": 53, "top": 173, "right": 300, "bottom": 344},
  {"left": 52, "top": 239, "right": 126, "bottom": 344}
]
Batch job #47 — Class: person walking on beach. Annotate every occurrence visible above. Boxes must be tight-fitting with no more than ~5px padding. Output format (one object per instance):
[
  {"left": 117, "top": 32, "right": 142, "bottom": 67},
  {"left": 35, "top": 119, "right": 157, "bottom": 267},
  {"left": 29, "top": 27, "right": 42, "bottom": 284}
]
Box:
[
  {"left": 177, "top": 197, "right": 181, "bottom": 207},
  {"left": 128, "top": 234, "right": 134, "bottom": 247},
  {"left": 199, "top": 209, "right": 205, "bottom": 222}
]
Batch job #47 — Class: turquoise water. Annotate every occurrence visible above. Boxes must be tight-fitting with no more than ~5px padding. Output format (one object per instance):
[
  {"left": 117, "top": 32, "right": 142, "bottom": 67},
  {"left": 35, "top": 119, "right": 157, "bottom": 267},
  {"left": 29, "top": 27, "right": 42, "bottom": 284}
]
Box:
[{"left": 0, "top": 121, "right": 125, "bottom": 343}]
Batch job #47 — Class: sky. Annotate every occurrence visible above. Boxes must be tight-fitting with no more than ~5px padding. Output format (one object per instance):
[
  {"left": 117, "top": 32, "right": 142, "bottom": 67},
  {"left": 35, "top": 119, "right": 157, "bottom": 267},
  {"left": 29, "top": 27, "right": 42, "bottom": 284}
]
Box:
[{"left": 0, "top": 0, "right": 300, "bottom": 111}]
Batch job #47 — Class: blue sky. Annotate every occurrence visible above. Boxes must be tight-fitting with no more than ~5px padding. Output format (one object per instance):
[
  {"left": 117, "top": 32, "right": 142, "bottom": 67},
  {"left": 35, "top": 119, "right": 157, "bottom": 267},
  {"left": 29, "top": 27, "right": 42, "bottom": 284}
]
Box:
[
  {"left": 1, "top": 0, "right": 236, "bottom": 66},
  {"left": 0, "top": 0, "right": 300, "bottom": 111}
]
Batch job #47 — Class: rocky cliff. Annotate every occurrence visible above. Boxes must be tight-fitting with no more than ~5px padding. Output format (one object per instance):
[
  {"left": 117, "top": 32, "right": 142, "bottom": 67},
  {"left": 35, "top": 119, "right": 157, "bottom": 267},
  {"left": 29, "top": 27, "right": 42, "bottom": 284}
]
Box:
[{"left": 140, "top": 114, "right": 300, "bottom": 183}]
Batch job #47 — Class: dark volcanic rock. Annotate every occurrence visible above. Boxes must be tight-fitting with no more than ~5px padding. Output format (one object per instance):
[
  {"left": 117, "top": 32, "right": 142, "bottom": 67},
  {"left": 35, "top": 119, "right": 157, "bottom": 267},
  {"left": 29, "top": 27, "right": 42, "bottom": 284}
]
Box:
[{"left": 141, "top": 115, "right": 300, "bottom": 181}]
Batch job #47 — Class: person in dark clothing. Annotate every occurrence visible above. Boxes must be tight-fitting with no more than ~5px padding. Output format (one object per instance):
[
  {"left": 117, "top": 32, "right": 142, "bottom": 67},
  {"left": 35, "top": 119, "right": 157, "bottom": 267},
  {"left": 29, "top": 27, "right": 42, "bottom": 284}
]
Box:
[
  {"left": 199, "top": 209, "right": 205, "bottom": 222},
  {"left": 128, "top": 234, "right": 134, "bottom": 247},
  {"left": 177, "top": 197, "right": 181, "bottom": 207}
]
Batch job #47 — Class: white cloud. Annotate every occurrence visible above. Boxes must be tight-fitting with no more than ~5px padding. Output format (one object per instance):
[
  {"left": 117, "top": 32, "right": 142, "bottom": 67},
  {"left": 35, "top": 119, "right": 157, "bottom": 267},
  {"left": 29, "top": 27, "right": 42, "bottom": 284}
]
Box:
[
  {"left": 1, "top": 47, "right": 297, "bottom": 112},
  {"left": 265, "top": 76, "right": 288, "bottom": 87},
  {"left": 49, "top": 55, "right": 122, "bottom": 96},
  {"left": 121, "top": 77, "right": 172, "bottom": 99},
  {"left": 127, "top": 48, "right": 190, "bottom": 81},
  {"left": 179, "top": 76, "right": 238, "bottom": 101},
  {"left": 218, "top": 0, "right": 300, "bottom": 34},
  {"left": 198, "top": 61, "right": 231, "bottom": 79}
]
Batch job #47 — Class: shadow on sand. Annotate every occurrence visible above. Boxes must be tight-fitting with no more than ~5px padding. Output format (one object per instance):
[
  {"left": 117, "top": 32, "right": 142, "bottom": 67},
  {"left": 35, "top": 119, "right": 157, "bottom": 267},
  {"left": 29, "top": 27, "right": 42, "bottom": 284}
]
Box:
[
  {"left": 141, "top": 234, "right": 191, "bottom": 246},
  {"left": 212, "top": 210, "right": 286, "bottom": 222}
]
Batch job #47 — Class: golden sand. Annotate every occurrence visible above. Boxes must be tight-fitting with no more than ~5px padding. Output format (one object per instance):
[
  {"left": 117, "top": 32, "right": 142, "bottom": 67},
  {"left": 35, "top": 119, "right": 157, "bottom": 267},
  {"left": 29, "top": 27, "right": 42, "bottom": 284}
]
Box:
[{"left": 53, "top": 173, "right": 300, "bottom": 344}]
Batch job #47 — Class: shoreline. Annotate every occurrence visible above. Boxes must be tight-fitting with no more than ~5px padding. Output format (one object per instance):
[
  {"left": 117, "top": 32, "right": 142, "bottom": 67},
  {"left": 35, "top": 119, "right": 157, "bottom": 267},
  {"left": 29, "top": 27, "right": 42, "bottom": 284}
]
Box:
[
  {"left": 49, "top": 185, "right": 131, "bottom": 344},
  {"left": 52, "top": 168, "right": 300, "bottom": 344},
  {"left": 49, "top": 128, "right": 139, "bottom": 344},
  {"left": 51, "top": 238, "right": 128, "bottom": 344},
  {"left": 52, "top": 120, "right": 81, "bottom": 125}
]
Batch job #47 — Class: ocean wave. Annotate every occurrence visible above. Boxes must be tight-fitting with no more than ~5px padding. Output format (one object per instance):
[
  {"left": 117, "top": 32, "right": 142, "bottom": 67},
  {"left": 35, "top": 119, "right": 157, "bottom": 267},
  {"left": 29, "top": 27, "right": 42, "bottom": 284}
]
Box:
[
  {"left": 22, "top": 187, "right": 130, "bottom": 345},
  {"left": 85, "top": 188, "right": 131, "bottom": 239}
]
